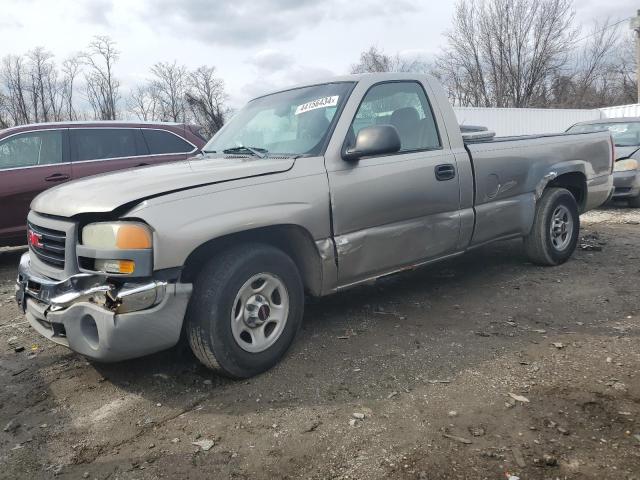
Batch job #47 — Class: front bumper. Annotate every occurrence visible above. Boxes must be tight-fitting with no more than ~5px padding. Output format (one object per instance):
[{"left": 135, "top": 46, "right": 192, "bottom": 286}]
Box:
[
  {"left": 612, "top": 170, "right": 640, "bottom": 199},
  {"left": 16, "top": 252, "right": 192, "bottom": 362}
]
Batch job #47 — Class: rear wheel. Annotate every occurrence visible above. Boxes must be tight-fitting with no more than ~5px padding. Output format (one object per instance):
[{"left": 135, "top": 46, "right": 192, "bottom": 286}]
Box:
[
  {"left": 524, "top": 187, "right": 579, "bottom": 266},
  {"left": 186, "top": 243, "right": 304, "bottom": 378}
]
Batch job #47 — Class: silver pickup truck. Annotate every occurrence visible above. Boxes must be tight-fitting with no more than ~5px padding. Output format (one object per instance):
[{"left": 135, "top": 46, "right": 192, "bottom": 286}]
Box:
[{"left": 16, "top": 73, "right": 614, "bottom": 378}]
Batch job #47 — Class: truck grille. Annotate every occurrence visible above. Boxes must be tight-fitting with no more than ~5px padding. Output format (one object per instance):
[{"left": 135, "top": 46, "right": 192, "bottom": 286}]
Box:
[{"left": 28, "top": 222, "right": 67, "bottom": 268}]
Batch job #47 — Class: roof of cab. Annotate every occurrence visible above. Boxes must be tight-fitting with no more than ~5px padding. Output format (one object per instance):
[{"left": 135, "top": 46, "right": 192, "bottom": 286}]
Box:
[{"left": 252, "top": 72, "right": 435, "bottom": 101}]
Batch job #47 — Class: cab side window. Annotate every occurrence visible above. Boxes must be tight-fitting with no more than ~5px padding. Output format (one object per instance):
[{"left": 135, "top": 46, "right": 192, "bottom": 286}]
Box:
[
  {"left": 348, "top": 82, "right": 441, "bottom": 153},
  {"left": 0, "top": 130, "right": 63, "bottom": 170},
  {"left": 71, "top": 129, "right": 138, "bottom": 161},
  {"left": 142, "top": 129, "right": 194, "bottom": 154}
]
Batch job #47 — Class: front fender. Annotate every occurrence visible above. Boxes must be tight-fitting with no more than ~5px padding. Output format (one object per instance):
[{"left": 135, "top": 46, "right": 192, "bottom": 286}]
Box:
[{"left": 124, "top": 163, "right": 332, "bottom": 272}]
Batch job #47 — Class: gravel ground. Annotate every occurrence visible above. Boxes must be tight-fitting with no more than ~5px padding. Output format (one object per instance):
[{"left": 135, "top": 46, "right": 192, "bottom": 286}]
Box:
[{"left": 0, "top": 204, "right": 639, "bottom": 480}]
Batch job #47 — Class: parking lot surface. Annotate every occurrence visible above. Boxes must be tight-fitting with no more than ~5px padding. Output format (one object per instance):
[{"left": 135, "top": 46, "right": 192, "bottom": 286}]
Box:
[{"left": 1, "top": 206, "right": 639, "bottom": 479}]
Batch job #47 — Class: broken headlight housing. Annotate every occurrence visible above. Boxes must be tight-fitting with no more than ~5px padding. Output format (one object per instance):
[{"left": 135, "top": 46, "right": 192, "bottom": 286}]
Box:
[{"left": 81, "top": 222, "right": 152, "bottom": 275}]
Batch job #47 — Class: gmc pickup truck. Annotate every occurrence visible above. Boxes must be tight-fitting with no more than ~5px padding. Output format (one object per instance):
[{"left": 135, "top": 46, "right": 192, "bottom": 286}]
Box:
[{"left": 16, "top": 73, "right": 614, "bottom": 378}]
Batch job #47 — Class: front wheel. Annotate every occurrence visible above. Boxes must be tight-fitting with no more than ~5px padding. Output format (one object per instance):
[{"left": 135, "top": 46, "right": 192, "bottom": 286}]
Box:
[
  {"left": 524, "top": 187, "right": 580, "bottom": 266},
  {"left": 186, "top": 243, "right": 304, "bottom": 378}
]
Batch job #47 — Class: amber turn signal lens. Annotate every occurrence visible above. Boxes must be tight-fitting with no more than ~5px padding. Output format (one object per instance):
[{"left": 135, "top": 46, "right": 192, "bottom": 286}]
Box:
[
  {"left": 117, "top": 260, "right": 136, "bottom": 274},
  {"left": 116, "top": 225, "right": 152, "bottom": 249}
]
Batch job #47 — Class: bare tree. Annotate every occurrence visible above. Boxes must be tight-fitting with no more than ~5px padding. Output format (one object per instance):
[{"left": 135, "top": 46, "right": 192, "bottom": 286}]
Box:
[
  {"left": 575, "top": 21, "right": 620, "bottom": 101},
  {"left": 437, "top": 0, "right": 577, "bottom": 107},
  {"left": 83, "top": 35, "right": 120, "bottom": 120},
  {"left": 2, "top": 55, "right": 32, "bottom": 124},
  {"left": 1, "top": 38, "right": 228, "bottom": 130},
  {"left": 351, "top": 46, "right": 394, "bottom": 73},
  {"left": 61, "top": 55, "right": 82, "bottom": 120},
  {"left": 28, "top": 47, "right": 66, "bottom": 122},
  {"left": 127, "top": 84, "right": 160, "bottom": 121},
  {"left": 1, "top": 51, "right": 86, "bottom": 126},
  {"left": 0, "top": 92, "right": 10, "bottom": 129},
  {"left": 351, "top": 46, "right": 429, "bottom": 74},
  {"left": 541, "top": 20, "right": 639, "bottom": 108},
  {"left": 543, "top": 20, "right": 622, "bottom": 108},
  {"left": 126, "top": 63, "right": 228, "bottom": 134},
  {"left": 186, "top": 65, "right": 227, "bottom": 136},
  {"left": 150, "top": 61, "right": 188, "bottom": 122},
  {"left": 616, "top": 34, "right": 638, "bottom": 104}
]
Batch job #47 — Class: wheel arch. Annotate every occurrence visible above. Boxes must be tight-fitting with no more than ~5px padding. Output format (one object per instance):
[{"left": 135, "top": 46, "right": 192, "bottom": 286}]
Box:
[
  {"left": 180, "top": 224, "right": 326, "bottom": 297},
  {"left": 545, "top": 171, "right": 587, "bottom": 212}
]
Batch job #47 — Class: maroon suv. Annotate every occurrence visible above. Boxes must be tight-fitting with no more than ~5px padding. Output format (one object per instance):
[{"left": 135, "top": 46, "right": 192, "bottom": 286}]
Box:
[{"left": 0, "top": 121, "right": 206, "bottom": 246}]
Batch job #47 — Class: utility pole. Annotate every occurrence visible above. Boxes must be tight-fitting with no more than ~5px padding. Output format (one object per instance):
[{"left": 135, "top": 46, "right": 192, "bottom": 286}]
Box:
[{"left": 631, "top": 10, "right": 640, "bottom": 103}]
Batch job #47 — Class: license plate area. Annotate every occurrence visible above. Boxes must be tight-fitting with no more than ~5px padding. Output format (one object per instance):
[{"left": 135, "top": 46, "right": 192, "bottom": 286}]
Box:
[{"left": 26, "top": 279, "right": 42, "bottom": 295}]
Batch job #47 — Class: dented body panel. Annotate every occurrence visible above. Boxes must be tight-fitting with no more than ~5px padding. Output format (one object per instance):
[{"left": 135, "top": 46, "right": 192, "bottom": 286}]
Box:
[
  {"left": 324, "top": 75, "right": 466, "bottom": 285},
  {"left": 467, "top": 133, "right": 613, "bottom": 245}
]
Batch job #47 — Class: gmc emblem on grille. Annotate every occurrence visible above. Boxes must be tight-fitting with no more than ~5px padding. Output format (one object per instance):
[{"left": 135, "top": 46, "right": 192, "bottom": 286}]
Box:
[{"left": 27, "top": 229, "right": 43, "bottom": 248}]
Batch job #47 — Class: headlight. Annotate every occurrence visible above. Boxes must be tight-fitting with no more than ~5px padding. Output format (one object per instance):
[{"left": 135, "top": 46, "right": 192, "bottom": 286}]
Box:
[
  {"left": 82, "top": 222, "right": 152, "bottom": 249},
  {"left": 614, "top": 159, "right": 639, "bottom": 172},
  {"left": 81, "top": 222, "right": 152, "bottom": 274}
]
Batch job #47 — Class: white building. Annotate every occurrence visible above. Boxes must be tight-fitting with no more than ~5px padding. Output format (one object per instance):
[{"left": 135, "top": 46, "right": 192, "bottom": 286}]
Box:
[{"left": 453, "top": 104, "right": 640, "bottom": 137}]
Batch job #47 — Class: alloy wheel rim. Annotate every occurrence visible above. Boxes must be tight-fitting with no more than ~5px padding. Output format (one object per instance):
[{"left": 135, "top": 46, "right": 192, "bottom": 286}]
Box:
[{"left": 230, "top": 273, "right": 289, "bottom": 353}]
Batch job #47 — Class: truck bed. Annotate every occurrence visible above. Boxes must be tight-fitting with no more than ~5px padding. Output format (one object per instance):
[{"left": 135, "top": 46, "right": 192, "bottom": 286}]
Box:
[{"left": 464, "top": 130, "right": 613, "bottom": 246}]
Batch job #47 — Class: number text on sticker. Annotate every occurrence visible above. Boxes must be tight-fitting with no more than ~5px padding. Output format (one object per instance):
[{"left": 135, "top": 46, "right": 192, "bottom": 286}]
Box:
[{"left": 295, "top": 96, "right": 339, "bottom": 115}]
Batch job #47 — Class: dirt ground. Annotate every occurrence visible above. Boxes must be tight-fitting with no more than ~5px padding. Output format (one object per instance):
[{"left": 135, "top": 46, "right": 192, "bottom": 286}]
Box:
[{"left": 1, "top": 205, "right": 639, "bottom": 480}]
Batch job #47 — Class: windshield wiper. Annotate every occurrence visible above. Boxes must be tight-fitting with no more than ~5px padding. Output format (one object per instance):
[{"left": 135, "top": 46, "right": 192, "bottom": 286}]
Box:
[{"left": 222, "top": 146, "right": 268, "bottom": 158}]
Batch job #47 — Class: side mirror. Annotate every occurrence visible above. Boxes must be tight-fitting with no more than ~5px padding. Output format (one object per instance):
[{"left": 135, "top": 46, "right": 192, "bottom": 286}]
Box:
[{"left": 343, "top": 125, "right": 401, "bottom": 161}]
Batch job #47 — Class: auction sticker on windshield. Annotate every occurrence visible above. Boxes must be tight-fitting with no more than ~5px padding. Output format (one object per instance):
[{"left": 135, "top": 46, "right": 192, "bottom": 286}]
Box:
[{"left": 295, "top": 96, "right": 339, "bottom": 115}]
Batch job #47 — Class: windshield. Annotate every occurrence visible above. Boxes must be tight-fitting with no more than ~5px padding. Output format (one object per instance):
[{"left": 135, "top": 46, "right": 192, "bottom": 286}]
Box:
[
  {"left": 567, "top": 122, "right": 640, "bottom": 147},
  {"left": 204, "top": 82, "right": 354, "bottom": 157}
]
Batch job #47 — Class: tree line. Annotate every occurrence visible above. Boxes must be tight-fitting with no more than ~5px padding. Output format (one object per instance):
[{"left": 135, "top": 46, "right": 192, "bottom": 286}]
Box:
[
  {"left": 0, "top": 36, "right": 227, "bottom": 137},
  {"left": 1, "top": 0, "right": 636, "bottom": 135},
  {"left": 351, "top": 0, "right": 637, "bottom": 109}
]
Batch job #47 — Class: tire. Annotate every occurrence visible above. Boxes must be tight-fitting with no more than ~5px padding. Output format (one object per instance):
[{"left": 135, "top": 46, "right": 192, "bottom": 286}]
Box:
[
  {"left": 628, "top": 195, "right": 640, "bottom": 208},
  {"left": 524, "top": 187, "right": 580, "bottom": 266},
  {"left": 186, "top": 243, "right": 304, "bottom": 378}
]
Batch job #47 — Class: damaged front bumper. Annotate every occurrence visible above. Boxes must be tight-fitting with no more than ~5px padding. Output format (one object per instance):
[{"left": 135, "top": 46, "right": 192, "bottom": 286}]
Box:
[{"left": 16, "top": 252, "right": 192, "bottom": 362}]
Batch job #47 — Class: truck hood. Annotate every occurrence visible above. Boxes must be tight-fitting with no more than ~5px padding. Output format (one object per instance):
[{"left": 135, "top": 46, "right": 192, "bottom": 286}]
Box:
[{"left": 31, "top": 156, "right": 295, "bottom": 218}]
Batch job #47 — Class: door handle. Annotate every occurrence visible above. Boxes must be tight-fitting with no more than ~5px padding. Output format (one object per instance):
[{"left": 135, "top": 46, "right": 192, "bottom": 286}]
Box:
[
  {"left": 136, "top": 163, "right": 149, "bottom": 167},
  {"left": 435, "top": 164, "right": 456, "bottom": 181},
  {"left": 45, "top": 173, "right": 70, "bottom": 182}
]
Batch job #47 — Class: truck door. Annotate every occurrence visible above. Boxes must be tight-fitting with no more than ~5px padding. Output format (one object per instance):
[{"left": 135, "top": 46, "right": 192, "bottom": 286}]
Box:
[{"left": 325, "top": 80, "right": 462, "bottom": 286}]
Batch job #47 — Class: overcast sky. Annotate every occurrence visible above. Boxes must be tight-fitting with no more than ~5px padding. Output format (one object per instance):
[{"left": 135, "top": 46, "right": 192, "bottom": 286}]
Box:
[{"left": 1, "top": 0, "right": 637, "bottom": 108}]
